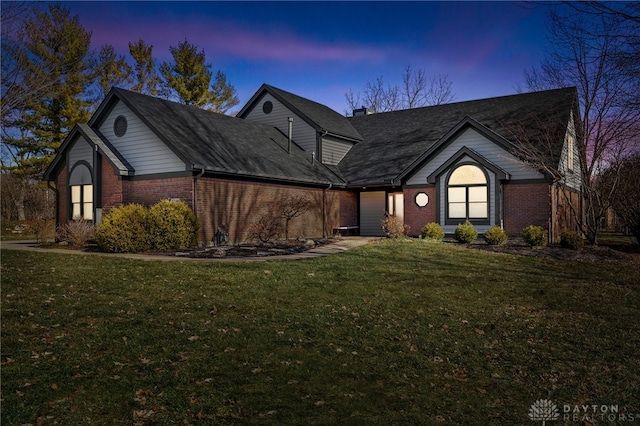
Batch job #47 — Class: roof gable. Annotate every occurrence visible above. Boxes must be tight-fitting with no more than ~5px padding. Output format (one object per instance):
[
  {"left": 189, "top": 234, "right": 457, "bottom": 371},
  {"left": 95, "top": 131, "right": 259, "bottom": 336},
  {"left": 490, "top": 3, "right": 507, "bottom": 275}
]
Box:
[
  {"left": 97, "top": 88, "right": 344, "bottom": 185},
  {"left": 340, "top": 87, "right": 577, "bottom": 186},
  {"left": 43, "top": 123, "right": 133, "bottom": 181},
  {"left": 238, "top": 84, "right": 362, "bottom": 142}
]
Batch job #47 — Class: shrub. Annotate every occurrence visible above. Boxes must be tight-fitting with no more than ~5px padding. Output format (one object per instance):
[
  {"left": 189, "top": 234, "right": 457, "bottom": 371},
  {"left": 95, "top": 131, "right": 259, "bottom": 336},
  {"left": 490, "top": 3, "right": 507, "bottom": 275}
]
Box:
[
  {"left": 147, "top": 200, "right": 199, "bottom": 251},
  {"left": 421, "top": 222, "right": 445, "bottom": 241},
  {"left": 454, "top": 220, "right": 477, "bottom": 243},
  {"left": 58, "top": 219, "right": 95, "bottom": 249},
  {"left": 483, "top": 225, "right": 507, "bottom": 245},
  {"left": 247, "top": 213, "right": 282, "bottom": 243},
  {"left": 95, "top": 204, "right": 150, "bottom": 253},
  {"left": 522, "top": 225, "right": 547, "bottom": 247},
  {"left": 382, "top": 215, "right": 410, "bottom": 239},
  {"left": 31, "top": 220, "right": 56, "bottom": 246},
  {"left": 560, "top": 230, "right": 583, "bottom": 249}
]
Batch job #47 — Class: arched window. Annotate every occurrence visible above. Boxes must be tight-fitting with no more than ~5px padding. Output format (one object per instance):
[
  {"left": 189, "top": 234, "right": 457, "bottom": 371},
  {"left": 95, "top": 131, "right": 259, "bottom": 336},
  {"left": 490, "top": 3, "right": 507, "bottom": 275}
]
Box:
[
  {"left": 69, "top": 163, "right": 93, "bottom": 221},
  {"left": 447, "top": 164, "right": 488, "bottom": 221}
]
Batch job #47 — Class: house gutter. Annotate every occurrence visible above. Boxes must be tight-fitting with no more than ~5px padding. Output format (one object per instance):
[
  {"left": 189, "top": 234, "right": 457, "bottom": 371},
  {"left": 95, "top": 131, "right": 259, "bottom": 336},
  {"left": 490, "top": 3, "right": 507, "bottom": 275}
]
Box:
[{"left": 47, "top": 180, "right": 59, "bottom": 230}]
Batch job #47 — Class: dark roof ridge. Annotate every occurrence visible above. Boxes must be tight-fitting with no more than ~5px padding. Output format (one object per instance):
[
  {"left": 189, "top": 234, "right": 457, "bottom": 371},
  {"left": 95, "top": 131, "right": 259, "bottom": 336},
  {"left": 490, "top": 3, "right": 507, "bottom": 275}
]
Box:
[{"left": 348, "top": 86, "right": 577, "bottom": 118}]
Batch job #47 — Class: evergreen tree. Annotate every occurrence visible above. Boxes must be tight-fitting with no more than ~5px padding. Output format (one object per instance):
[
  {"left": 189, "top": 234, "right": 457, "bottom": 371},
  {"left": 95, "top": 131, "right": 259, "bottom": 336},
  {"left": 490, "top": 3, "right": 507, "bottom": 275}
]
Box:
[
  {"left": 160, "top": 39, "right": 239, "bottom": 112},
  {"left": 160, "top": 39, "right": 213, "bottom": 108},
  {"left": 96, "top": 44, "right": 132, "bottom": 97},
  {"left": 128, "top": 38, "right": 162, "bottom": 96},
  {"left": 3, "top": 4, "right": 93, "bottom": 180},
  {"left": 210, "top": 70, "right": 240, "bottom": 114}
]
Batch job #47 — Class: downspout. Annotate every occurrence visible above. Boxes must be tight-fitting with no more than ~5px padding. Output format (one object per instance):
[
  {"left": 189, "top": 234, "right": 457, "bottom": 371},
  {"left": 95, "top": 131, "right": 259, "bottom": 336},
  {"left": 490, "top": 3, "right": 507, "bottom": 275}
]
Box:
[
  {"left": 193, "top": 168, "right": 205, "bottom": 244},
  {"left": 47, "top": 180, "right": 59, "bottom": 231},
  {"left": 322, "top": 183, "right": 332, "bottom": 238}
]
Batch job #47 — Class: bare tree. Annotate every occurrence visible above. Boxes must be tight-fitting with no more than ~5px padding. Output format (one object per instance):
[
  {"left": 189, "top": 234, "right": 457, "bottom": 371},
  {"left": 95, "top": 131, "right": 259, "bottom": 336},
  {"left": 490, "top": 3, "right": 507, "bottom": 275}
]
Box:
[
  {"left": 601, "top": 154, "right": 640, "bottom": 243},
  {"left": 520, "top": 2, "right": 640, "bottom": 245},
  {"left": 345, "top": 66, "right": 455, "bottom": 114},
  {"left": 278, "top": 194, "right": 316, "bottom": 240}
]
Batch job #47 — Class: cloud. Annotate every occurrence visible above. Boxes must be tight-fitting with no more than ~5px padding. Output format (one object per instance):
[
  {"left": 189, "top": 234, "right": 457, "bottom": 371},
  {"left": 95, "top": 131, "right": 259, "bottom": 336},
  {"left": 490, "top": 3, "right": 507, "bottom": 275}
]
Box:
[{"left": 89, "top": 18, "right": 388, "bottom": 65}]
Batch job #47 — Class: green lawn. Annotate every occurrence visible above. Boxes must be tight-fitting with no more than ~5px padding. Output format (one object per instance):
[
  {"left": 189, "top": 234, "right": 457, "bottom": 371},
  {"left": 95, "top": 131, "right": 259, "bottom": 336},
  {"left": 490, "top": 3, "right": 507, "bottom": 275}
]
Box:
[{"left": 2, "top": 240, "right": 639, "bottom": 425}]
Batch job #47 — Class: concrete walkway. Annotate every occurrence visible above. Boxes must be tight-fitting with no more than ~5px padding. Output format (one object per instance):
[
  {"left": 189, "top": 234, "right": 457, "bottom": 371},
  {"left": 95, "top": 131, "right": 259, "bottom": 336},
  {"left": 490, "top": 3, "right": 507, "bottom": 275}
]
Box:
[{"left": 1, "top": 237, "right": 378, "bottom": 262}]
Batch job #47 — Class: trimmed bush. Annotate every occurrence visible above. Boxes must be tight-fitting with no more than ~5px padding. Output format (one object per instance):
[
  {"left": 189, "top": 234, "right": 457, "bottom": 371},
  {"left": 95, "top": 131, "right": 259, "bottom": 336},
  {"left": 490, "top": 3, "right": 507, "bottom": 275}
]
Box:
[
  {"left": 382, "top": 215, "right": 410, "bottom": 239},
  {"left": 454, "top": 220, "right": 478, "bottom": 243},
  {"left": 560, "top": 230, "right": 584, "bottom": 249},
  {"left": 147, "top": 200, "right": 199, "bottom": 251},
  {"left": 522, "top": 225, "right": 547, "bottom": 247},
  {"left": 421, "top": 222, "right": 445, "bottom": 241},
  {"left": 483, "top": 225, "right": 507, "bottom": 245},
  {"left": 96, "top": 204, "right": 150, "bottom": 253}
]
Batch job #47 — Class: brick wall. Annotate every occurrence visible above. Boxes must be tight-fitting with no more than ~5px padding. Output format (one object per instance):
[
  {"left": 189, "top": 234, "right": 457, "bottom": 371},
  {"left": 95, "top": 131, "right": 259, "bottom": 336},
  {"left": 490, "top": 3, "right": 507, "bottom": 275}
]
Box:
[
  {"left": 339, "top": 191, "right": 358, "bottom": 227},
  {"left": 403, "top": 187, "right": 436, "bottom": 237},
  {"left": 100, "top": 156, "right": 124, "bottom": 215},
  {"left": 196, "top": 178, "right": 340, "bottom": 243},
  {"left": 55, "top": 165, "right": 68, "bottom": 226},
  {"left": 503, "top": 182, "right": 551, "bottom": 236},
  {"left": 124, "top": 176, "right": 194, "bottom": 208}
]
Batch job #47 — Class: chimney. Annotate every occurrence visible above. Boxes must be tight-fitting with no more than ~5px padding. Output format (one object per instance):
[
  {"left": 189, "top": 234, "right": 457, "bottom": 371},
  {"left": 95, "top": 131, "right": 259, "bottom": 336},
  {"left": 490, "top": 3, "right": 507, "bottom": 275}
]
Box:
[
  {"left": 287, "top": 117, "right": 293, "bottom": 153},
  {"left": 353, "top": 106, "right": 374, "bottom": 117}
]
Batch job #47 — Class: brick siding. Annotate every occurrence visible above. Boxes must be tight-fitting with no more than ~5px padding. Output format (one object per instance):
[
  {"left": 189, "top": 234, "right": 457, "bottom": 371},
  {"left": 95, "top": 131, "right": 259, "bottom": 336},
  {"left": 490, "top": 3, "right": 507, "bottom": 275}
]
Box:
[
  {"left": 124, "top": 177, "right": 194, "bottom": 208},
  {"left": 503, "top": 182, "right": 551, "bottom": 236},
  {"left": 196, "top": 178, "right": 340, "bottom": 244},
  {"left": 403, "top": 187, "right": 436, "bottom": 237},
  {"left": 100, "top": 156, "right": 124, "bottom": 216},
  {"left": 339, "top": 191, "right": 358, "bottom": 227},
  {"left": 55, "top": 165, "right": 68, "bottom": 226}
]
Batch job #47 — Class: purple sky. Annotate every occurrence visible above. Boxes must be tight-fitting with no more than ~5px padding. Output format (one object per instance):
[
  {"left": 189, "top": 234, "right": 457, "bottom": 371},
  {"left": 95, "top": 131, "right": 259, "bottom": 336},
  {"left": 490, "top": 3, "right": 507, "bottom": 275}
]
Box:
[{"left": 60, "top": 1, "right": 553, "bottom": 114}]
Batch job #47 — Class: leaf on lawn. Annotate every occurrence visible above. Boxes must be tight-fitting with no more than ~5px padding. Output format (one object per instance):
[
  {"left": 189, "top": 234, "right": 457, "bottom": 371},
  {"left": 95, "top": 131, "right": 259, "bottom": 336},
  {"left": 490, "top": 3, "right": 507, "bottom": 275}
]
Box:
[
  {"left": 210, "top": 305, "right": 218, "bottom": 316},
  {"left": 50, "top": 383, "right": 58, "bottom": 390},
  {"left": 474, "top": 328, "right": 485, "bottom": 335}
]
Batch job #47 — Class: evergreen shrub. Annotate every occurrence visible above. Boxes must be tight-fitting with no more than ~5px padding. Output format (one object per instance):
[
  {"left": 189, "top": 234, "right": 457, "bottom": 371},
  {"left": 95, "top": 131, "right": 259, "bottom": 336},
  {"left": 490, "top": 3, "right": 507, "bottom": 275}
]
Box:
[
  {"left": 454, "top": 220, "right": 478, "bottom": 243},
  {"left": 522, "top": 225, "right": 547, "bottom": 247},
  {"left": 421, "top": 222, "right": 445, "bottom": 241},
  {"left": 95, "top": 204, "right": 150, "bottom": 253},
  {"left": 560, "top": 230, "right": 583, "bottom": 249},
  {"left": 147, "top": 200, "right": 199, "bottom": 251},
  {"left": 483, "top": 225, "right": 508, "bottom": 245}
]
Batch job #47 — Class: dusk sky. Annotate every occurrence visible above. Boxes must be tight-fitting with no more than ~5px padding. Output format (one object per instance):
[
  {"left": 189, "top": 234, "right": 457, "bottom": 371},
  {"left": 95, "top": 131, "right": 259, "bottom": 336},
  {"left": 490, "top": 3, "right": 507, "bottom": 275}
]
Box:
[{"left": 60, "top": 1, "right": 555, "bottom": 114}]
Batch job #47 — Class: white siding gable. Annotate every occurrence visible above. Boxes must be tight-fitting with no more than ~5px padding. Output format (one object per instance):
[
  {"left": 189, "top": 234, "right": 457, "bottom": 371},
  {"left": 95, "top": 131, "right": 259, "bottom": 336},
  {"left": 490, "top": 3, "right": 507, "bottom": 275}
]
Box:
[
  {"left": 99, "top": 100, "right": 185, "bottom": 175},
  {"left": 406, "top": 128, "right": 544, "bottom": 185},
  {"left": 242, "top": 93, "right": 317, "bottom": 153}
]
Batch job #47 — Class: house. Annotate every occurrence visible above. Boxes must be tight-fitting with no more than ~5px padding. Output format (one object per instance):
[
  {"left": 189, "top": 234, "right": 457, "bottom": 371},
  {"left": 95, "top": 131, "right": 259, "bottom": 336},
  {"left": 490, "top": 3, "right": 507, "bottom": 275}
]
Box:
[{"left": 43, "top": 83, "right": 582, "bottom": 244}]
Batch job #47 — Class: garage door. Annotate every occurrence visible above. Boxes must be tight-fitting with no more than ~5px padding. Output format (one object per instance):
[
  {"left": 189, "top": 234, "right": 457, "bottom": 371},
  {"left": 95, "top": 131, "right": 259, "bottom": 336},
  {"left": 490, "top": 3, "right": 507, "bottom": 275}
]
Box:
[{"left": 360, "top": 191, "right": 386, "bottom": 236}]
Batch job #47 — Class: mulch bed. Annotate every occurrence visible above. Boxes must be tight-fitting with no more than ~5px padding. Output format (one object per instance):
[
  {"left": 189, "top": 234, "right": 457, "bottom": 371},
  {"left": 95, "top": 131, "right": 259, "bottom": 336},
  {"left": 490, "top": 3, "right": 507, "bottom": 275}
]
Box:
[
  {"left": 464, "top": 237, "right": 639, "bottom": 263},
  {"left": 161, "top": 238, "right": 334, "bottom": 259}
]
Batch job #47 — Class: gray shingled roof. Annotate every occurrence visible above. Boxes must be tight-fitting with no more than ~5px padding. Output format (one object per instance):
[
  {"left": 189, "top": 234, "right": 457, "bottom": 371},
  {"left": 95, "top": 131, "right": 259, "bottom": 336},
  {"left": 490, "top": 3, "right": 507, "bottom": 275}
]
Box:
[
  {"left": 114, "top": 88, "right": 344, "bottom": 185},
  {"left": 339, "top": 87, "right": 577, "bottom": 185},
  {"left": 242, "top": 84, "right": 363, "bottom": 142}
]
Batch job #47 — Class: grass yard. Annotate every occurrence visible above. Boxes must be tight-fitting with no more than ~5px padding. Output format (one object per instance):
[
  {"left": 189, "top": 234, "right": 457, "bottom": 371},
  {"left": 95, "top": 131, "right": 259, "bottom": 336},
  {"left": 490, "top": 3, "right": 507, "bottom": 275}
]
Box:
[{"left": 1, "top": 239, "right": 639, "bottom": 425}]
